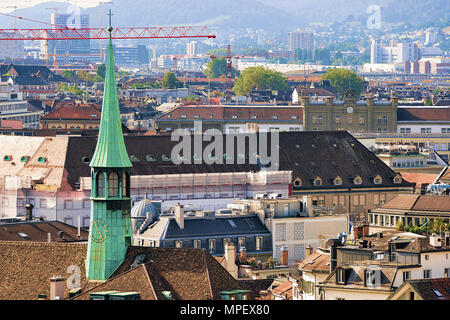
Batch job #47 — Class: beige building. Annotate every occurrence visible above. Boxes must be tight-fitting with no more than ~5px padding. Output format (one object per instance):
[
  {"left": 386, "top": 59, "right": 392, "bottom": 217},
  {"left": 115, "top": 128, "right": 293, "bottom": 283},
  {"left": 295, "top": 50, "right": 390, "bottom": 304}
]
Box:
[{"left": 301, "top": 91, "right": 398, "bottom": 133}]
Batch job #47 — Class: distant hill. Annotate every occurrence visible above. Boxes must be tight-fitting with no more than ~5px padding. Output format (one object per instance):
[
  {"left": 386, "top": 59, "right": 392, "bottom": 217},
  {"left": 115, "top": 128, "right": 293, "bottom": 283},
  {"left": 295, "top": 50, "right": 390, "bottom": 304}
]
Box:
[{"left": 0, "top": 0, "right": 447, "bottom": 34}]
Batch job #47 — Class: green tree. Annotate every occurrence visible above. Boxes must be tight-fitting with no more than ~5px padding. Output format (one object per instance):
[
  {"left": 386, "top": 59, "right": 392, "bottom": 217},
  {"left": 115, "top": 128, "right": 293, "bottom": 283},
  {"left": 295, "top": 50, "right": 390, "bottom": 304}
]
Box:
[
  {"left": 161, "top": 72, "right": 182, "bottom": 89},
  {"left": 96, "top": 64, "right": 106, "bottom": 79},
  {"left": 204, "top": 57, "right": 239, "bottom": 79},
  {"left": 322, "top": 68, "right": 364, "bottom": 98},
  {"left": 232, "top": 66, "right": 289, "bottom": 96},
  {"left": 61, "top": 70, "right": 77, "bottom": 79}
]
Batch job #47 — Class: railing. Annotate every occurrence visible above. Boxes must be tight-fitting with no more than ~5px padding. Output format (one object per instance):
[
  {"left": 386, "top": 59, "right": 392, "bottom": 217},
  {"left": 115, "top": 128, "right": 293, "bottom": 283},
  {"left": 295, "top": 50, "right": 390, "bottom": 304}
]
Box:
[{"left": 342, "top": 252, "right": 420, "bottom": 266}]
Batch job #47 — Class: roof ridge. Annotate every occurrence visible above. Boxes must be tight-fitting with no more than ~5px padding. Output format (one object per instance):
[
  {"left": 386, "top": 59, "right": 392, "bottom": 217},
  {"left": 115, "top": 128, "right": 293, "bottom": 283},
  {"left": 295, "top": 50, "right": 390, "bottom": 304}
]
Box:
[
  {"left": 202, "top": 249, "right": 215, "bottom": 300},
  {"left": 0, "top": 240, "right": 87, "bottom": 246}
]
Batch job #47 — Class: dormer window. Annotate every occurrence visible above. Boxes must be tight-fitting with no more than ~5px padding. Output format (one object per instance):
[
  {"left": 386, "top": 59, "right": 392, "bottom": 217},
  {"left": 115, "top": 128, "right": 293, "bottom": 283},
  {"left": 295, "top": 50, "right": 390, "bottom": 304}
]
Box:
[
  {"left": 252, "top": 115, "right": 257, "bottom": 119},
  {"left": 292, "top": 115, "right": 298, "bottom": 119},
  {"left": 334, "top": 176, "right": 343, "bottom": 186},
  {"left": 294, "top": 177, "right": 302, "bottom": 187},
  {"left": 37, "top": 157, "right": 47, "bottom": 163},
  {"left": 313, "top": 177, "right": 322, "bottom": 186},
  {"left": 20, "top": 156, "right": 29, "bottom": 162},
  {"left": 146, "top": 155, "right": 156, "bottom": 162},
  {"left": 181, "top": 115, "right": 187, "bottom": 118},
  {"left": 3, "top": 155, "right": 12, "bottom": 161},
  {"left": 161, "top": 155, "right": 171, "bottom": 161},
  {"left": 130, "top": 155, "right": 140, "bottom": 162},
  {"left": 272, "top": 115, "right": 278, "bottom": 119},
  {"left": 232, "top": 115, "right": 238, "bottom": 119},
  {"left": 393, "top": 173, "right": 402, "bottom": 184},
  {"left": 373, "top": 175, "right": 382, "bottom": 185},
  {"left": 353, "top": 176, "right": 363, "bottom": 185}
]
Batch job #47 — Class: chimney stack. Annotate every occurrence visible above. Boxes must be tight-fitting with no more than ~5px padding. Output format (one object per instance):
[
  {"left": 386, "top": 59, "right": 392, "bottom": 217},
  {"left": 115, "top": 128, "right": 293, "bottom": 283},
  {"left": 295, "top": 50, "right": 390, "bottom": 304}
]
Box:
[
  {"left": 280, "top": 246, "right": 289, "bottom": 266},
  {"left": 225, "top": 242, "right": 236, "bottom": 264},
  {"left": 47, "top": 233, "right": 51, "bottom": 243},
  {"left": 175, "top": 204, "right": 184, "bottom": 230},
  {"left": 50, "top": 276, "right": 65, "bottom": 300},
  {"left": 445, "top": 232, "right": 450, "bottom": 247},
  {"left": 77, "top": 215, "right": 81, "bottom": 238},
  {"left": 305, "top": 245, "right": 313, "bottom": 258},
  {"left": 239, "top": 247, "right": 247, "bottom": 264},
  {"left": 25, "top": 203, "right": 34, "bottom": 221}
]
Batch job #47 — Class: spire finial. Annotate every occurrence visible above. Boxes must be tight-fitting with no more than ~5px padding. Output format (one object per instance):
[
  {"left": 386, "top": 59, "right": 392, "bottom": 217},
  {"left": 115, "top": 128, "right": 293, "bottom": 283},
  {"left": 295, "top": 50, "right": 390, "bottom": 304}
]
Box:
[{"left": 107, "top": 9, "right": 113, "bottom": 33}]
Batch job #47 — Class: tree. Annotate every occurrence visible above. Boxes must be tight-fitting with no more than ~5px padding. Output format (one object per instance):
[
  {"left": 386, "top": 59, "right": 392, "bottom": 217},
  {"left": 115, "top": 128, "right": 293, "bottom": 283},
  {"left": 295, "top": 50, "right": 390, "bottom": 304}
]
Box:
[
  {"left": 204, "top": 57, "right": 239, "bottom": 79},
  {"left": 232, "top": 66, "right": 289, "bottom": 96},
  {"left": 96, "top": 64, "right": 106, "bottom": 79},
  {"left": 61, "top": 70, "right": 77, "bottom": 79},
  {"left": 161, "top": 72, "right": 182, "bottom": 89},
  {"left": 322, "top": 68, "right": 364, "bottom": 98}
]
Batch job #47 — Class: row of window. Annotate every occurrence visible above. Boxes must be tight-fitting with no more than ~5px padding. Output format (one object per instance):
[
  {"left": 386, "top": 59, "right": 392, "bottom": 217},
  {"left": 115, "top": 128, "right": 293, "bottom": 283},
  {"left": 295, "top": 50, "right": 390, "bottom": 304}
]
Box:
[
  {"left": 311, "top": 115, "right": 389, "bottom": 125},
  {"left": 293, "top": 174, "right": 390, "bottom": 187},
  {"left": 140, "top": 236, "right": 265, "bottom": 253},
  {"left": 11, "top": 198, "right": 91, "bottom": 209},
  {"left": 400, "top": 128, "right": 450, "bottom": 134},
  {"left": 403, "top": 268, "right": 450, "bottom": 281},
  {"left": 95, "top": 171, "right": 129, "bottom": 198}
]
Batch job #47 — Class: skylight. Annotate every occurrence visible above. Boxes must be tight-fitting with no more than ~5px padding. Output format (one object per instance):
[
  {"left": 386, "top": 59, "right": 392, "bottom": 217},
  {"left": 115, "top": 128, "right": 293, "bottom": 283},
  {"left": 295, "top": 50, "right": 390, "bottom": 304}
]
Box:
[
  {"left": 18, "top": 232, "right": 28, "bottom": 238},
  {"left": 433, "top": 289, "right": 443, "bottom": 297},
  {"left": 227, "top": 220, "right": 237, "bottom": 228}
]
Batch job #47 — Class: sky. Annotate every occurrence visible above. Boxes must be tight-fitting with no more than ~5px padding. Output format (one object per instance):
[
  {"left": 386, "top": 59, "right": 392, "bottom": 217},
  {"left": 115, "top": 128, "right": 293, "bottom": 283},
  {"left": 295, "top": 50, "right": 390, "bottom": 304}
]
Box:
[{"left": 0, "top": 0, "right": 104, "bottom": 13}]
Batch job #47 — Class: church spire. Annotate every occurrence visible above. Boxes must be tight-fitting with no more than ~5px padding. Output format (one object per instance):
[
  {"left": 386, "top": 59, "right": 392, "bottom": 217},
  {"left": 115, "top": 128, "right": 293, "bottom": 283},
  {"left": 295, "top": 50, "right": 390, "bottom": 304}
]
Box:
[{"left": 90, "top": 11, "right": 131, "bottom": 168}]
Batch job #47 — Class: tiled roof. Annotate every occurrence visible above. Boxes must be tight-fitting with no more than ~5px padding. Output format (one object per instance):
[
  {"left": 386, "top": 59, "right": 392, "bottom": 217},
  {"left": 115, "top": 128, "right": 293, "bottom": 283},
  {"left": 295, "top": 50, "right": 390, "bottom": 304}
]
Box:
[
  {"left": 399, "top": 172, "right": 438, "bottom": 188},
  {"left": 298, "top": 250, "right": 330, "bottom": 273},
  {"left": 397, "top": 107, "right": 450, "bottom": 122},
  {"left": 0, "top": 241, "right": 88, "bottom": 300},
  {"left": 401, "top": 237, "right": 450, "bottom": 253},
  {"left": 41, "top": 104, "right": 101, "bottom": 121},
  {"left": 271, "top": 280, "right": 293, "bottom": 298},
  {"left": 108, "top": 247, "right": 247, "bottom": 300},
  {"left": 0, "top": 242, "right": 246, "bottom": 300},
  {"left": 238, "top": 279, "right": 274, "bottom": 298},
  {"left": 379, "top": 194, "right": 420, "bottom": 210},
  {"left": 402, "top": 278, "right": 450, "bottom": 300},
  {"left": 380, "top": 194, "right": 450, "bottom": 212},
  {"left": 0, "top": 221, "right": 88, "bottom": 242}
]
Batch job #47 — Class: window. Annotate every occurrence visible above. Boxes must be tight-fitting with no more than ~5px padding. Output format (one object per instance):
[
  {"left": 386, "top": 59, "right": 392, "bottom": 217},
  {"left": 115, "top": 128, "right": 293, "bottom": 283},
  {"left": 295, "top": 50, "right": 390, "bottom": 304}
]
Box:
[
  {"left": 96, "top": 172, "right": 105, "bottom": 197},
  {"left": 208, "top": 239, "right": 216, "bottom": 253},
  {"left": 17, "top": 199, "right": 24, "bottom": 207},
  {"left": 256, "top": 236, "right": 263, "bottom": 251},
  {"left": 336, "top": 268, "right": 345, "bottom": 284},
  {"left": 359, "top": 116, "right": 365, "bottom": 124},
  {"left": 347, "top": 117, "right": 352, "bottom": 124},
  {"left": 423, "top": 270, "right": 431, "bottom": 279},
  {"left": 238, "top": 237, "right": 245, "bottom": 249},
  {"left": 313, "top": 177, "right": 322, "bottom": 186},
  {"left": 445, "top": 268, "right": 450, "bottom": 278},
  {"left": 424, "top": 254, "right": 429, "bottom": 261},
  {"left": 335, "top": 116, "right": 341, "bottom": 124},
  {"left": 40, "top": 199, "right": 47, "bottom": 208},
  {"left": 175, "top": 241, "right": 183, "bottom": 248},
  {"left": 403, "top": 271, "right": 410, "bottom": 281},
  {"left": 108, "top": 171, "right": 119, "bottom": 197},
  {"left": 122, "top": 172, "right": 129, "bottom": 197},
  {"left": 64, "top": 200, "right": 73, "bottom": 209},
  {"left": 383, "top": 115, "right": 387, "bottom": 124},
  {"left": 193, "top": 239, "right": 201, "bottom": 249},
  {"left": 83, "top": 199, "right": 90, "bottom": 209},
  {"left": 64, "top": 218, "right": 73, "bottom": 225}
]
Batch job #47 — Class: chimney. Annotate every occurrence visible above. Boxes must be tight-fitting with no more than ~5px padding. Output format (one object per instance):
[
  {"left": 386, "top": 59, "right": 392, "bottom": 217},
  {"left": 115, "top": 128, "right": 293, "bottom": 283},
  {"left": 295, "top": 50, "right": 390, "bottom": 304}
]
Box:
[
  {"left": 77, "top": 215, "right": 81, "bottom": 238},
  {"left": 225, "top": 242, "right": 236, "bottom": 263},
  {"left": 305, "top": 245, "right": 313, "bottom": 258},
  {"left": 329, "top": 238, "right": 340, "bottom": 273},
  {"left": 50, "top": 276, "right": 65, "bottom": 300},
  {"left": 280, "top": 246, "right": 289, "bottom": 266},
  {"left": 47, "top": 233, "right": 51, "bottom": 243},
  {"left": 239, "top": 247, "right": 247, "bottom": 264},
  {"left": 25, "top": 203, "right": 34, "bottom": 221},
  {"left": 175, "top": 204, "right": 184, "bottom": 230},
  {"left": 445, "top": 232, "right": 450, "bottom": 247},
  {"left": 362, "top": 223, "right": 369, "bottom": 237},
  {"left": 353, "top": 225, "right": 362, "bottom": 239}
]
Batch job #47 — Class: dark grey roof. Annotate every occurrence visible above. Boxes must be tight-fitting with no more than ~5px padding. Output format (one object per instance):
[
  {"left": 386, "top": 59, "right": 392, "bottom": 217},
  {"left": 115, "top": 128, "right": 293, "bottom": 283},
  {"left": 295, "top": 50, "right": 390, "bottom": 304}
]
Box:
[
  {"left": 62, "top": 131, "right": 413, "bottom": 191},
  {"left": 164, "top": 216, "right": 270, "bottom": 239}
]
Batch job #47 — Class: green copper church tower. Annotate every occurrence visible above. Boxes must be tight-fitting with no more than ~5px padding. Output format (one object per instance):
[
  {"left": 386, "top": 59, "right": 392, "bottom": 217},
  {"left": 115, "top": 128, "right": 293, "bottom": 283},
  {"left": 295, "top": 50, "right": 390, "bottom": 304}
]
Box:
[{"left": 86, "top": 18, "right": 133, "bottom": 281}]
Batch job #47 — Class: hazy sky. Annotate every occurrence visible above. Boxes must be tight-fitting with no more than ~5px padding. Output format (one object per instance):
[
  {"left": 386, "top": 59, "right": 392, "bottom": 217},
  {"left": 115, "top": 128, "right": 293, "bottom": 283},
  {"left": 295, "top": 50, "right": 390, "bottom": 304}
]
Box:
[{"left": 0, "top": 0, "right": 104, "bottom": 13}]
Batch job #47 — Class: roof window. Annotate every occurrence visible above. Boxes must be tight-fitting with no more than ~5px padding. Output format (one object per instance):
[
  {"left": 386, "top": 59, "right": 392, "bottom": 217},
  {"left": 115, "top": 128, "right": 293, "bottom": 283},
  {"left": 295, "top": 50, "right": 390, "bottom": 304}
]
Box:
[
  {"left": 3, "top": 155, "right": 11, "bottom": 161},
  {"left": 146, "top": 155, "right": 156, "bottom": 162},
  {"left": 37, "top": 157, "right": 46, "bottom": 163}
]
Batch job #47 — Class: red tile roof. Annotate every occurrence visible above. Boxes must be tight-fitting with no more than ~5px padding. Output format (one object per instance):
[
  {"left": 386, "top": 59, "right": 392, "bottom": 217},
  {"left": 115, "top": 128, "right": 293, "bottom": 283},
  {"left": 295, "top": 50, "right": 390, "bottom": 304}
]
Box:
[
  {"left": 399, "top": 172, "right": 438, "bottom": 188},
  {"left": 41, "top": 103, "right": 101, "bottom": 120},
  {"left": 380, "top": 194, "right": 450, "bottom": 212},
  {"left": 380, "top": 194, "right": 420, "bottom": 210},
  {"left": 297, "top": 251, "right": 330, "bottom": 273},
  {"left": 398, "top": 107, "right": 450, "bottom": 122}
]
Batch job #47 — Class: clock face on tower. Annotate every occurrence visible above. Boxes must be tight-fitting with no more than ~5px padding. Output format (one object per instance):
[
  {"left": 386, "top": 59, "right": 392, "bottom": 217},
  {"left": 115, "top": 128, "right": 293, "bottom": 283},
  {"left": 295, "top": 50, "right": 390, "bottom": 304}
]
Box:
[
  {"left": 91, "top": 218, "right": 109, "bottom": 243},
  {"left": 347, "top": 107, "right": 354, "bottom": 113}
]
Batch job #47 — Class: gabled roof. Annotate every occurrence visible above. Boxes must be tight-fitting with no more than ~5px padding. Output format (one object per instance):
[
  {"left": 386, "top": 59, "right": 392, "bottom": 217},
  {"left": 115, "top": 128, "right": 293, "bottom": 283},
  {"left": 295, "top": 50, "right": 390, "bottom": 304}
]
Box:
[
  {"left": 0, "top": 242, "right": 246, "bottom": 300},
  {"left": 388, "top": 278, "right": 450, "bottom": 300}
]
